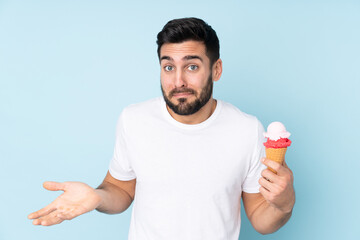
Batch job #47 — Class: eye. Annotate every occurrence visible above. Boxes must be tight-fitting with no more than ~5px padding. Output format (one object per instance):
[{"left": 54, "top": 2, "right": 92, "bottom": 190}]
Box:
[
  {"left": 187, "top": 65, "right": 198, "bottom": 71},
  {"left": 164, "top": 65, "right": 174, "bottom": 72}
]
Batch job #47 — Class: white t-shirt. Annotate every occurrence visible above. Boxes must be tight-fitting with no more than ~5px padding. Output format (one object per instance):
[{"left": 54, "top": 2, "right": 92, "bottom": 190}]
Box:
[{"left": 109, "top": 97, "right": 266, "bottom": 240}]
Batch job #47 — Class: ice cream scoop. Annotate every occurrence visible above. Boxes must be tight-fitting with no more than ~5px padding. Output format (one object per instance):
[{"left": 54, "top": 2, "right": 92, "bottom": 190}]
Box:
[{"left": 264, "top": 121, "right": 291, "bottom": 141}]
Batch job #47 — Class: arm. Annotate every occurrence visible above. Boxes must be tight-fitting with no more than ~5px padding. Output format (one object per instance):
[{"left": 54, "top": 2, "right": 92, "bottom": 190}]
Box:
[
  {"left": 95, "top": 171, "right": 136, "bottom": 214},
  {"left": 242, "top": 158, "right": 295, "bottom": 234},
  {"left": 28, "top": 171, "right": 136, "bottom": 226}
]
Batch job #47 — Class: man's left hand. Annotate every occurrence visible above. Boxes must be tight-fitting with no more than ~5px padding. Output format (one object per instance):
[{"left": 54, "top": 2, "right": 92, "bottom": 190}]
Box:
[{"left": 259, "top": 158, "right": 295, "bottom": 213}]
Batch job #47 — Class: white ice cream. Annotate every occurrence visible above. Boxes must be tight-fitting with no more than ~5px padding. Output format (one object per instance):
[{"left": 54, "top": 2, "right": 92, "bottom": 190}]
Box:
[{"left": 263, "top": 121, "right": 291, "bottom": 141}]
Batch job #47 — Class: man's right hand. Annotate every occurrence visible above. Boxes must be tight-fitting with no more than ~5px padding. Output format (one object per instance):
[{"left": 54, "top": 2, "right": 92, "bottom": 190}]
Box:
[{"left": 28, "top": 181, "right": 102, "bottom": 226}]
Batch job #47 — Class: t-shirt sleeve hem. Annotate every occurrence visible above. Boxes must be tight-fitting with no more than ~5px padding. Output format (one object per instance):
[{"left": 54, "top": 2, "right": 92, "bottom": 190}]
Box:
[
  {"left": 242, "top": 187, "right": 260, "bottom": 193},
  {"left": 109, "top": 168, "right": 136, "bottom": 181}
]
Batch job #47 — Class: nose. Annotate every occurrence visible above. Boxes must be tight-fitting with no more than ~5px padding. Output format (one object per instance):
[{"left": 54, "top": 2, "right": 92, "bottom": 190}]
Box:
[{"left": 174, "top": 69, "right": 187, "bottom": 88}]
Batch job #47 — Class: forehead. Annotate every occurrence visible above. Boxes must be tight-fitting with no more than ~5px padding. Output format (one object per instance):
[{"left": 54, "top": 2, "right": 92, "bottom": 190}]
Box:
[{"left": 160, "top": 40, "right": 208, "bottom": 62}]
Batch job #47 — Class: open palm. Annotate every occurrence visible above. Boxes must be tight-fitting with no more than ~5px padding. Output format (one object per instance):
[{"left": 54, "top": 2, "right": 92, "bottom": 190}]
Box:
[{"left": 28, "top": 181, "right": 101, "bottom": 226}]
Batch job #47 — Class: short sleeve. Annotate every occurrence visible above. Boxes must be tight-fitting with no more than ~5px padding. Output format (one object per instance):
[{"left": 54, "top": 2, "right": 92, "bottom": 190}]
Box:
[
  {"left": 242, "top": 119, "right": 266, "bottom": 193},
  {"left": 108, "top": 111, "right": 137, "bottom": 181}
]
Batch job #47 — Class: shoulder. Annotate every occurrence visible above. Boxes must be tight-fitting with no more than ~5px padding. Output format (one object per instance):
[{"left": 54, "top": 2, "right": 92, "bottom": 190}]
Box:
[
  {"left": 123, "top": 97, "right": 161, "bottom": 113},
  {"left": 217, "top": 100, "right": 265, "bottom": 142},
  {"left": 121, "top": 97, "right": 162, "bottom": 119},
  {"left": 218, "top": 100, "right": 262, "bottom": 127},
  {"left": 117, "top": 97, "right": 163, "bottom": 130}
]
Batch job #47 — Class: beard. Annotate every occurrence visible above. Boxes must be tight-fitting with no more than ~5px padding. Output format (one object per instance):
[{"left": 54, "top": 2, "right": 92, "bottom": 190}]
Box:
[{"left": 161, "top": 73, "right": 213, "bottom": 116}]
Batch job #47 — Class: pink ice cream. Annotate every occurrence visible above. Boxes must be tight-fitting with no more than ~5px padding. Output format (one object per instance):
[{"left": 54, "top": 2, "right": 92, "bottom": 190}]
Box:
[{"left": 263, "top": 122, "right": 292, "bottom": 148}]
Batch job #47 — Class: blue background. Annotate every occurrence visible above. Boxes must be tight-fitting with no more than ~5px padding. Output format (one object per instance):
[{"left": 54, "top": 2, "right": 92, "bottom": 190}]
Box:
[{"left": 1, "top": 0, "right": 359, "bottom": 239}]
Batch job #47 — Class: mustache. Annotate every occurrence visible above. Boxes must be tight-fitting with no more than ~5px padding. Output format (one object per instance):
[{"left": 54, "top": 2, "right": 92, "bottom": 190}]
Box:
[{"left": 169, "top": 88, "right": 196, "bottom": 98}]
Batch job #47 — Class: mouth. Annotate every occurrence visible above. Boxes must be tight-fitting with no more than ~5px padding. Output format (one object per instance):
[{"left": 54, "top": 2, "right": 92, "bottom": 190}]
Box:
[
  {"left": 170, "top": 88, "right": 196, "bottom": 98},
  {"left": 172, "top": 92, "right": 193, "bottom": 98}
]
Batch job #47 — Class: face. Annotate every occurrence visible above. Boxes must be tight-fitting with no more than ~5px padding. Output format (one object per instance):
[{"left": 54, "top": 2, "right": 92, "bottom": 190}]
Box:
[{"left": 160, "top": 41, "right": 214, "bottom": 116}]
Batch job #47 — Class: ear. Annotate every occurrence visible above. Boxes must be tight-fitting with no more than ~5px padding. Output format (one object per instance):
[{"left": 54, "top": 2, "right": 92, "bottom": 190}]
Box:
[{"left": 212, "top": 58, "right": 223, "bottom": 82}]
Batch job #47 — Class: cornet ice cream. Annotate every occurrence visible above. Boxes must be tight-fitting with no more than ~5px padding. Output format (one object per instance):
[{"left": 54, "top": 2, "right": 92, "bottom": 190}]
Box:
[{"left": 263, "top": 122, "right": 291, "bottom": 173}]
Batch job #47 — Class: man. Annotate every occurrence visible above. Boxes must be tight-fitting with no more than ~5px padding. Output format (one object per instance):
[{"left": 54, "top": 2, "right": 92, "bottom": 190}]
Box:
[{"left": 28, "top": 17, "right": 295, "bottom": 239}]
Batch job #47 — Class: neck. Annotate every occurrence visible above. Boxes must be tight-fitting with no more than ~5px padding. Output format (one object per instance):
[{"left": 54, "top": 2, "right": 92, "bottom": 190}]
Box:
[{"left": 166, "top": 97, "right": 217, "bottom": 125}]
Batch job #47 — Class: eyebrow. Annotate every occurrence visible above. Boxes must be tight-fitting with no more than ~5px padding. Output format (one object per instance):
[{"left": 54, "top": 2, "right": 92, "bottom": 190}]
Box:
[{"left": 160, "top": 55, "right": 203, "bottom": 62}]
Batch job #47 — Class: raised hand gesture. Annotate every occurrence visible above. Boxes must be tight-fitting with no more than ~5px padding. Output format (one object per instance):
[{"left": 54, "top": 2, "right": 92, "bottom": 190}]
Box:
[{"left": 28, "top": 181, "right": 102, "bottom": 226}]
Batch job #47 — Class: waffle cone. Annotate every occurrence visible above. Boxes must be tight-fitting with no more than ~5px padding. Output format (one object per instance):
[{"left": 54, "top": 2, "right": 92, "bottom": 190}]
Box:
[{"left": 265, "top": 147, "right": 287, "bottom": 173}]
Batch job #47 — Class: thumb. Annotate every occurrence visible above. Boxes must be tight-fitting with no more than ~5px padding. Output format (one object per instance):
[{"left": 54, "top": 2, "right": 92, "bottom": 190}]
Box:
[
  {"left": 43, "top": 181, "right": 66, "bottom": 191},
  {"left": 283, "top": 160, "right": 288, "bottom": 168}
]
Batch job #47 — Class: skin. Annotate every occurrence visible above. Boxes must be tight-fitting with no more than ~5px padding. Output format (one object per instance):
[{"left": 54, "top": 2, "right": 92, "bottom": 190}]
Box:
[
  {"left": 243, "top": 159, "right": 295, "bottom": 234},
  {"left": 28, "top": 173, "right": 136, "bottom": 226},
  {"left": 28, "top": 40, "right": 295, "bottom": 234},
  {"left": 159, "top": 41, "right": 222, "bottom": 124}
]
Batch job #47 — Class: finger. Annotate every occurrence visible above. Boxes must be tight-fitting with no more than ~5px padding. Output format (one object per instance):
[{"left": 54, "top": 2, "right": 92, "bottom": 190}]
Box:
[
  {"left": 56, "top": 209, "right": 80, "bottom": 221},
  {"left": 56, "top": 212, "right": 71, "bottom": 221},
  {"left": 37, "top": 210, "right": 65, "bottom": 226},
  {"left": 259, "top": 186, "right": 271, "bottom": 200},
  {"left": 261, "top": 168, "right": 280, "bottom": 184},
  {"left": 282, "top": 160, "right": 294, "bottom": 175},
  {"left": 259, "top": 177, "right": 279, "bottom": 193},
  {"left": 262, "top": 158, "right": 286, "bottom": 175},
  {"left": 283, "top": 160, "right": 288, "bottom": 168},
  {"left": 259, "top": 177, "right": 271, "bottom": 190},
  {"left": 43, "top": 181, "right": 66, "bottom": 192},
  {"left": 28, "top": 204, "right": 56, "bottom": 220}
]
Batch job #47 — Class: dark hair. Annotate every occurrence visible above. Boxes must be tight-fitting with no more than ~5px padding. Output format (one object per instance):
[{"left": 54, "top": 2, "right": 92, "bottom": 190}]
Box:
[{"left": 156, "top": 17, "right": 220, "bottom": 66}]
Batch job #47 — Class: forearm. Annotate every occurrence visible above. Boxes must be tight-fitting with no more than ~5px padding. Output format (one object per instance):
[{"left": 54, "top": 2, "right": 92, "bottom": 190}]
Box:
[
  {"left": 95, "top": 182, "right": 133, "bottom": 214},
  {"left": 250, "top": 200, "right": 292, "bottom": 235}
]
